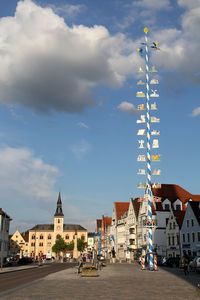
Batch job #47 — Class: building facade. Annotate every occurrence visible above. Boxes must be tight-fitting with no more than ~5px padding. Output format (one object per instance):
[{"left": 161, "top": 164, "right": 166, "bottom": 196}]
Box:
[
  {"left": 9, "top": 230, "right": 29, "bottom": 257},
  {"left": 166, "top": 209, "right": 185, "bottom": 258},
  {"left": 180, "top": 201, "right": 200, "bottom": 257},
  {"left": 28, "top": 193, "right": 87, "bottom": 259},
  {"left": 0, "top": 208, "right": 12, "bottom": 263}
]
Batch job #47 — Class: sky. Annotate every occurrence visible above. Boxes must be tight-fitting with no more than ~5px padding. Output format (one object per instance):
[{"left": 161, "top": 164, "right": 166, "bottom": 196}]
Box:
[{"left": 0, "top": 0, "right": 200, "bottom": 233}]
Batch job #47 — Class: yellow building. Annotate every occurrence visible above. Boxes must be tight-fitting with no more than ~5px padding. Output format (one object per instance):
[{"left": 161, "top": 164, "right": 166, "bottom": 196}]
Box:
[
  {"left": 28, "top": 193, "right": 87, "bottom": 259},
  {"left": 10, "top": 230, "right": 29, "bottom": 258}
]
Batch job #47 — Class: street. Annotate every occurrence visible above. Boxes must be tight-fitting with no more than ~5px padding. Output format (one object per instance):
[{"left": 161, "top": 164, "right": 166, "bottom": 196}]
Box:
[
  {"left": 0, "top": 263, "right": 200, "bottom": 300},
  {"left": 0, "top": 262, "right": 75, "bottom": 294}
]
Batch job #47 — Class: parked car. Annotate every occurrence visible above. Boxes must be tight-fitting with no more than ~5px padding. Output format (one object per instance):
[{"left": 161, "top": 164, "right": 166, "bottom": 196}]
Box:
[
  {"left": 157, "top": 256, "right": 167, "bottom": 266},
  {"left": 165, "top": 257, "right": 180, "bottom": 268},
  {"left": 97, "top": 255, "right": 105, "bottom": 261},
  {"left": 18, "top": 257, "right": 33, "bottom": 265}
]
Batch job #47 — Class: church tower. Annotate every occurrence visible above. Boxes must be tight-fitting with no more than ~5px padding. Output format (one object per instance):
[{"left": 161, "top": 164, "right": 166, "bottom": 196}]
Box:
[{"left": 54, "top": 192, "right": 64, "bottom": 238}]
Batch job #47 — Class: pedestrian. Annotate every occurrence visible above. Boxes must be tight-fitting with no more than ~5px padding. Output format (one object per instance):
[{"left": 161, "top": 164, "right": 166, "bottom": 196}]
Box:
[
  {"left": 77, "top": 253, "right": 83, "bottom": 274},
  {"left": 183, "top": 255, "right": 189, "bottom": 275}
]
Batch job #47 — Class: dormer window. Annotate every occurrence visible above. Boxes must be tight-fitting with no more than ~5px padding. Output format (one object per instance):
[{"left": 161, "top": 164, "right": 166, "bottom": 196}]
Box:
[
  {"left": 176, "top": 204, "right": 181, "bottom": 211},
  {"left": 165, "top": 204, "right": 170, "bottom": 210}
]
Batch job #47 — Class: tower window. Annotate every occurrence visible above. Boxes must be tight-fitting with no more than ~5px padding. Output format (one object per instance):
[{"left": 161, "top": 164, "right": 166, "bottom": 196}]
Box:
[{"left": 58, "top": 219, "right": 60, "bottom": 224}]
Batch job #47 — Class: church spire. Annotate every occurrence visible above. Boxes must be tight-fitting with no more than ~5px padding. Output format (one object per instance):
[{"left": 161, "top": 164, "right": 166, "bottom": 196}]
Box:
[{"left": 54, "top": 192, "right": 64, "bottom": 217}]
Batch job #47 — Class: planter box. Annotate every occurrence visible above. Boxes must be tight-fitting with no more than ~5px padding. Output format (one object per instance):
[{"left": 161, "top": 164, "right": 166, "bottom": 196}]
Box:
[{"left": 81, "top": 268, "right": 99, "bottom": 277}]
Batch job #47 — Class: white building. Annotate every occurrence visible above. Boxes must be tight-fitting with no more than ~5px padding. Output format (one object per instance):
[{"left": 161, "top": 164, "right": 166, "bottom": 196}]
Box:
[
  {"left": 180, "top": 201, "right": 200, "bottom": 258},
  {"left": 111, "top": 202, "right": 129, "bottom": 259},
  {"left": 0, "top": 208, "right": 12, "bottom": 264},
  {"left": 166, "top": 209, "right": 185, "bottom": 258}
]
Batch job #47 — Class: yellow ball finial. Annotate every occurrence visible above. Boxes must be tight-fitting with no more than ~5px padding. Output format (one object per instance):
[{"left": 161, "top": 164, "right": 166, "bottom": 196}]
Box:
[{"left": 144, "top": 27, "right": 149, "bottom": 33}]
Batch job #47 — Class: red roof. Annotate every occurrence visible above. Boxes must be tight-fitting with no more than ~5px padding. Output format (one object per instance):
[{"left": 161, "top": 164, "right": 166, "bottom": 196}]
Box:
[
  {"left": 173, "top": 210, "right": 185, "bottom": 228},
  {"left": 152, "top": 184, "right": 200, "bottom": 211},
  {"left": 114, "top": 202, "right": 129, "bottom": 220},
  {"left": 131, "top": 198, "right": 141, "bottom": 218},
  {"left": 104, "top": 217, "right": 112, "bottom": 227}
]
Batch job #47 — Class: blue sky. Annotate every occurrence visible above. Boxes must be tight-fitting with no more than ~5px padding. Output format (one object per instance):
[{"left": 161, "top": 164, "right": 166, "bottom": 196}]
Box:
[{"left": 0, "top": 0, "right": 199, "bottom": 233}]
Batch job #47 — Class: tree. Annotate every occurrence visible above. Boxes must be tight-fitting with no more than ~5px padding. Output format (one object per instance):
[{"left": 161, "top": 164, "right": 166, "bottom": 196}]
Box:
[
  {"left": 52, "top": 237, "right": 67, "bottom": 258},
  {"left": 77, "top": 237, "right": 87, "bottom": 252},
  {"left": 66, "top": 241, "right": 74, "bottom": 251}
]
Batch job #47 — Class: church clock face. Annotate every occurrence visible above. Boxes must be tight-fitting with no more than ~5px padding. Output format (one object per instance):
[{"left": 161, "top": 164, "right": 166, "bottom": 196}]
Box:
[{"left": 57, "top": 226, "right": 60, "bottom": 230}]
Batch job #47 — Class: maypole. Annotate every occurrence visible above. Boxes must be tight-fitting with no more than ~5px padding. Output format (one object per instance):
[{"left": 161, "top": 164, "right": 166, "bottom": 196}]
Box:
[
  {"left": 136, "top": 27, "right": 161, "bottom": 271},
  {"left": 144, "top": 27, "right": 154, "bottom": 271}
]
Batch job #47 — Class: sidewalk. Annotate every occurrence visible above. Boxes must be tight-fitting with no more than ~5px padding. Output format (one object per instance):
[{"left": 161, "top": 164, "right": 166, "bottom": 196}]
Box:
[
  {"left": 0, "top": 263, "right": 41, "bottom": 274},
  {"left": 0, "top": 263, "right": 199, "bottom": 300}
]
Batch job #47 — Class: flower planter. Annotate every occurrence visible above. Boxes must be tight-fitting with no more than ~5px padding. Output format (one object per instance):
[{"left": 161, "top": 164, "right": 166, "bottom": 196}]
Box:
[{"left": 81, "top": 266, "right": 99, "bottom": 277}]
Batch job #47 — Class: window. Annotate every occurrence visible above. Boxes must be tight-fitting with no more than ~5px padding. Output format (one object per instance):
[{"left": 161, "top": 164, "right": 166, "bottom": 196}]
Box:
[
  {"left": 172, "top": 236, "right": 175, "bottom": 245},
  {"left": 129, "top": 228, "right": 135, "bottom": 234},
  {"left": 168, "top": 236, "right": 171, "bottom": 246},
  {"left": 198, "top": 232, "right": 200, "bottom": 242},
  {"left": 165, "top": 204, "right": 170, "bottom": 210},
  {"left": 191, "top": 219, "right": 194, "bottom": 227},
  {"left": 165, "top": 218, "right": 169, "bottom": 226},
  {"left": 16, "top": 235, "right": 18, "bottom": 238},
  {"left": 56, "top": 234, "right": 61, "bottom": 240},
  {"left": 170, "top": 223, "right": 172, "bottom": 230},
  {"left": 81, "top": 235, "right": 85, "bottom": 241},
  {"left": 73, "top": 235, "right": 75, "bottom": 239},
  {"left": 182, "top": 233, "right": 185, "bottom": 243},
  {"left": 129, "top": 239, "right": 135, "bottom": 245},
  {"left": 31, "top": 242, "right": 35, "bottom": 247},
  {"left": 187, "top": 233, "right": 190, "bottom": 243},
  {"left": 57, "top": 226, "right": 60, "bottom": 230},
  {"left": 32, "top": 235, "right": 35, "bottom": 240},
  {"left": 176, "top": 204, "right": 181, "bottom": 211},
  {"left": 40, "top": 235, "right": 43, "bottom": 240},
  {"left": 187, "top": 220, "right": 189, "bottom": 228},
  {"left": 58, "top": 219, "right": 60, "bottom": 224},
  {"left": 47, "top": 242, "right": 51, "bottom": 247},
  {"left": 65, "top": 235, "right": 69, "bottom": 240},
  {"left": 39, "top": 242, "right": 43, "bottom": 247},
  {"left": 173, "top": 222, "right": 175, "bottom": 229},
  {"left": 48, "top": 235, "right": 51, "bottom": 240},
  {"left": 176, "top": 235, "right": 179, "bottom": 245},
  {"left": 192, "top": 233, "right": 195, "bottom": 243}
]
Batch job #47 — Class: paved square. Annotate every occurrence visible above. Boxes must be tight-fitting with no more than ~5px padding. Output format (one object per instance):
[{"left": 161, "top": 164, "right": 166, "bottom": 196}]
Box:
[{"left": 1, "top": 263, "right": 200, "bottom": 300}]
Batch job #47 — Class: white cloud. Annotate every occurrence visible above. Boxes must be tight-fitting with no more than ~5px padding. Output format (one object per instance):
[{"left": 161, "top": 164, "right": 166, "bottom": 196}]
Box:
[
  {"left": 191, "top": 107, "right": 200, "bottom": 117},
  {"left": 0, "top": 147, "right": 59, "bottom": 200},
  {"left": 117, "top": 101, "right": 138, "bottom": 115},
  {"left": 70, "top": 139, "right": 91, "bottom": 159},
  {"left": 50, "top": 3, "right": 85, "bottom": 18},
  {"left": 0, "top": 0, "right": 139, "bottom": 114},
  {"left": 77, "top": 122, "right": 89, "bottom": 129},
  {"left": 133, "top": 0, "right": 171, "bottom": 10}
]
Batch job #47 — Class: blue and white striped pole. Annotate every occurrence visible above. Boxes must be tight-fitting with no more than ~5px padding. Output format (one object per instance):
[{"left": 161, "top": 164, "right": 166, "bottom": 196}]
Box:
[{"left": 144, "top": 27, "right": 154, "bottom": 271}]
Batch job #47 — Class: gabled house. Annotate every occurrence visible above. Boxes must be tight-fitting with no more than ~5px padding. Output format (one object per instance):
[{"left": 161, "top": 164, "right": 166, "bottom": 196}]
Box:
[
  {"left": 101, "top": 215, "right": 112, "bottom": 257},
  {"left": 110, "top": 202, "right": 129, "bottom": 258},
  {"left": 180, "top": 201, "right": 200, "bottom": 258},
  {"left": 166, "top": 209, "right": 185, "bottom": 258},
  {"left": 125, "top": 198, "right": 141, "bottom": 259},
  {"left": 150, "top": 184, "right": 200, "bottom": 256},
  {"left": 10, "top": 230, "right": 29, "bottom": 257}
]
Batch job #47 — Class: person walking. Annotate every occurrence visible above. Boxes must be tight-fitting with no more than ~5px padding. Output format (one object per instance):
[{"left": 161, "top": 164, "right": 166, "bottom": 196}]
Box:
[
  {"left": 77, "top": 253, "right": 83, "bottom": 274},
  {"left": 183, "top": 255, "right": 189, "bottom": 275}
]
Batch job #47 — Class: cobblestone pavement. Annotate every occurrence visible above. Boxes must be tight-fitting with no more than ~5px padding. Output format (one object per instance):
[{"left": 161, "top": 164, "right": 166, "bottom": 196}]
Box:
[{"left": 0, "top": 263, "right": 200, "bottom": 300}]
